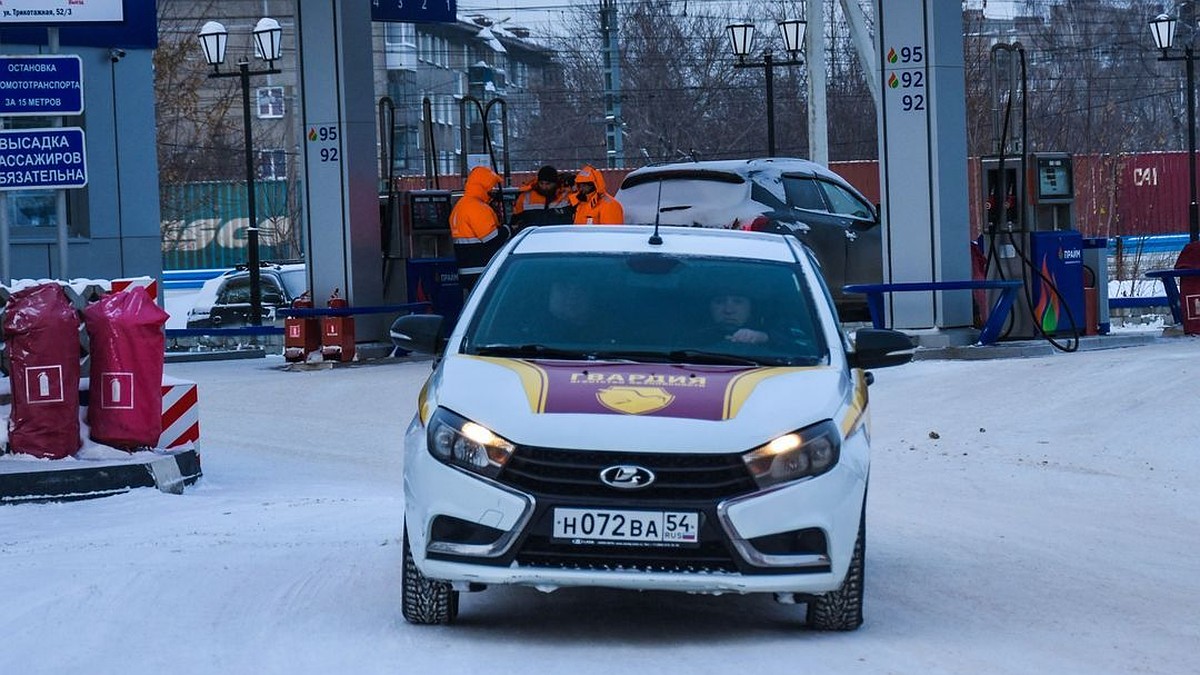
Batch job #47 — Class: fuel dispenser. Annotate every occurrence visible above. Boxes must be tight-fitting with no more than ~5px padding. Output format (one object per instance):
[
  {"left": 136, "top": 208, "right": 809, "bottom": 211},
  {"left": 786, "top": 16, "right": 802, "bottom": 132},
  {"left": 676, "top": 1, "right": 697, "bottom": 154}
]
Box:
[
  {"left": 981, "top": 152, "right": 1086, "bottom": 340},
  {"left": 982, "top": 43, "right": 1093, "bottom": 344},
  {"left": 403, "top": 190, "right": 463, "bottom": 324}
]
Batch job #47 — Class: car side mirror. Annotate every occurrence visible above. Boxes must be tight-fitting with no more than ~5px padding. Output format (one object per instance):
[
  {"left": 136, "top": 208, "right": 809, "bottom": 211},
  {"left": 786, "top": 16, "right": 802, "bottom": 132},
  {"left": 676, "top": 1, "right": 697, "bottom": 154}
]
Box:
[
  {"left": 847, "top": 328, "right": 914, "bottom": 369},
  {"left": 390, "top": 314, "right": 445, "bottom": 354}
]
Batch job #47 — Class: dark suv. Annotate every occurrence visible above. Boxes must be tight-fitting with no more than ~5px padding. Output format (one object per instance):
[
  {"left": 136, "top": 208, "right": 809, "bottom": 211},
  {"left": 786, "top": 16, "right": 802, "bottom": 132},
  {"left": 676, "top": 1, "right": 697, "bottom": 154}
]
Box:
[
  {"left": 185, "top": 263, "right": 307, "bottom": 329},
  {"left": 616, "top": 158, "right": 882, "bottom": 320}
]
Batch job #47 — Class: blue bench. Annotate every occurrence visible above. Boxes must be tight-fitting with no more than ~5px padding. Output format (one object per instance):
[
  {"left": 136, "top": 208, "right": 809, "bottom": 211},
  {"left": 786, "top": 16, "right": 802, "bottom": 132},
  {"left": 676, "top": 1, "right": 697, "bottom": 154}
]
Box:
[
  {"left": 1146, "top": 268, "right": 1200, "bottom": 324},
  {"left": 1108, "top": 296, "right": 1170, "bottom": 310},
  {"left": 842, "top": 280, "right": 1023, "bottom": 346}
]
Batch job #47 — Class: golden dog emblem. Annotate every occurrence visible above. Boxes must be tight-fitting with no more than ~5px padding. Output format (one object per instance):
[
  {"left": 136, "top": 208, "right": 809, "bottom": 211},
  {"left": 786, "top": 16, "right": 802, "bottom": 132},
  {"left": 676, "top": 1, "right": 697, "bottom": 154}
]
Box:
[{"left": 596, "top": 386, "right": 675, "bottom": 415}]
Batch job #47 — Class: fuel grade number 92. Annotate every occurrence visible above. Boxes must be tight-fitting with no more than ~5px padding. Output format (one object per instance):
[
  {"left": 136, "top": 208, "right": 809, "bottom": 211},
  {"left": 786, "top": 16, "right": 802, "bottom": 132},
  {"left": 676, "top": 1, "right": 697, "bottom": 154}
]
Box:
[{"left": 902, "top": 93, "right": 925, "bottom": 111}]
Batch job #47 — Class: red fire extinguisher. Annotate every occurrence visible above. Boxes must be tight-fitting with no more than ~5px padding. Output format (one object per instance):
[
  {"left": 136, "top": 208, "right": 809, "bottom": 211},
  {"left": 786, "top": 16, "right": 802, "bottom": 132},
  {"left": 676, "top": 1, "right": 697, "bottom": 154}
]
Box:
[
  {"left": 283, "top": 292, "right": 319, "bottom": 363},
  {"left": 3, "top": 283, "right": 83, "bottom": 459},
  {"left": 320, "top": 289, "right": 356, "bottom": 362},
  {"left": 1175, "top": 240, "right": 1200, "bottom": 335}
]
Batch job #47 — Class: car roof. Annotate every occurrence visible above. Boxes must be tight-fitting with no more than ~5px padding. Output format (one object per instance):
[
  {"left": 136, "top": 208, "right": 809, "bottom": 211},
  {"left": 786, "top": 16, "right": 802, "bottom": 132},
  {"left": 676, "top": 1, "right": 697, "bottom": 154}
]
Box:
[
  {"left": 509, "top": 224, "right": 802, "bottom": 263},
  {"left": 620, "top": 157, "right": 849, "bottom": 188},
  {"left": 225, "top": 262, "right": 305, "bottom": 278}
]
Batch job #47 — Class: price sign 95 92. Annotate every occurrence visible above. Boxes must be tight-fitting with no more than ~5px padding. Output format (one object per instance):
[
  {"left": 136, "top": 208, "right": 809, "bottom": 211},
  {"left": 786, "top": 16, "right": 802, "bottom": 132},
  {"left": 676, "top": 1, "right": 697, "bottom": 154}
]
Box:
[{"left": 309, "top": 125, "right": 340, "bottom": 163}]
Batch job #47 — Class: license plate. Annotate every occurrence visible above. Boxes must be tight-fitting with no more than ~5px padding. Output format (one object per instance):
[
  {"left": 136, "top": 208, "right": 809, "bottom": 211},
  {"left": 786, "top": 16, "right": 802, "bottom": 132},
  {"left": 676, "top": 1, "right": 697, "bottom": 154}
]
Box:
[{"left": 552, "top": 508, "right": 699, "bottom": 547}]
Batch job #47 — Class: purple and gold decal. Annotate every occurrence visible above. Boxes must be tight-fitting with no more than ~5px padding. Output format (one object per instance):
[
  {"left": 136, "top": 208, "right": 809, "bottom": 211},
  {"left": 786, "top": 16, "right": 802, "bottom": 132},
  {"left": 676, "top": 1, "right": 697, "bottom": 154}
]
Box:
[
  {"left": 596, "top": 386, "right": 675, "bottom": 415},
  {"left": 472, "top": 357, "right": 820, "bottom": 420}
]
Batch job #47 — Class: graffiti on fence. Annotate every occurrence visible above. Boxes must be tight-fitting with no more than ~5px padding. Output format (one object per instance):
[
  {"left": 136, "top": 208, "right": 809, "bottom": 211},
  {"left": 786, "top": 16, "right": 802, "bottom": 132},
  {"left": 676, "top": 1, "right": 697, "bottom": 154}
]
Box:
[{"left": 161, "top": 180, "right": 302, "bottom": 269}]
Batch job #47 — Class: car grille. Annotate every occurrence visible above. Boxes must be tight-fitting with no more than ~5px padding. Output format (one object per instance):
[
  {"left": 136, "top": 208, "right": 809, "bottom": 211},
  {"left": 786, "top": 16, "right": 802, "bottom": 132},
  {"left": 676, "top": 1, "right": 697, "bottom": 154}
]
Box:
[
  {"left": 498, "top": 447, "right": 758, "bottom": 500},
  {"left": 515, "top": 536, "right": 739, "bottom": 574}
]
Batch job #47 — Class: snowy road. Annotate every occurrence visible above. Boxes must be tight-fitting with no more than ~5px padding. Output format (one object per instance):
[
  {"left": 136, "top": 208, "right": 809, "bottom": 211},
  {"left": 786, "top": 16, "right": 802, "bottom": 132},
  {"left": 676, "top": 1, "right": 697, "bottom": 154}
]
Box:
[{"left": 2, "top": 341, "right": 1198, "bottom": 674}]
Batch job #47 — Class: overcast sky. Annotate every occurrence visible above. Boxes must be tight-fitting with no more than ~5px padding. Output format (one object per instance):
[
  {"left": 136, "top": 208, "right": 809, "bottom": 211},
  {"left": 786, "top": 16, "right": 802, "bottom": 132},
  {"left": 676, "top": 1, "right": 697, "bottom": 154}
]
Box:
[{"left": 457, "top": 0, "right": 580, "bottom": 33}]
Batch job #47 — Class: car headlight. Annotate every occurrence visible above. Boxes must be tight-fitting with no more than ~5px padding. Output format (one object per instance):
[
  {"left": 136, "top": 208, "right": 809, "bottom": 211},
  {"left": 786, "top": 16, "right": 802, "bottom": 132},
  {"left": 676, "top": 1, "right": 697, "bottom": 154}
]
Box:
[
  {"left": 426, "top": 408, "right": 515, "bottom": 478},
  {"left": 742, "top": 420, "right": 841, "bottom": 489}
]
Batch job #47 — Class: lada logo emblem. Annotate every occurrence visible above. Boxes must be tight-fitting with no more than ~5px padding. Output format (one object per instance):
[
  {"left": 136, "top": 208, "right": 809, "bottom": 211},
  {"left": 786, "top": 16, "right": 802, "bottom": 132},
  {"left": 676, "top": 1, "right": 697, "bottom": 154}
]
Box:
[{"left": 599, "top": 465, "right": 656, "bottom": 490}]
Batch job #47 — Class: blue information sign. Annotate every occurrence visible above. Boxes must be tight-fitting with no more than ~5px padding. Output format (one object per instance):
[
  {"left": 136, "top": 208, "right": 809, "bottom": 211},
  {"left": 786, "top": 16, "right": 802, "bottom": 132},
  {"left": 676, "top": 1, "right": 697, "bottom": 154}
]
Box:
[
  {"left": 371, "top": 0, "right": 456, "bottom": 23},
  {"left": 0, "top": 55, "right": 83, "bottom": 116},
  {"left": 0, "top": 127, "right": 87, "bottom": 190}
]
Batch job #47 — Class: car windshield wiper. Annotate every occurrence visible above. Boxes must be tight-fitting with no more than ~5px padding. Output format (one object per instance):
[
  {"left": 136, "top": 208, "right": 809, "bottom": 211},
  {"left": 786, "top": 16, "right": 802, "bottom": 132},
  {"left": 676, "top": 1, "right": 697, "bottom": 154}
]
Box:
[
  {"left": 472, "top": 343, "right": 591, "bottom": 360},
  {"left": 659, "top": 205, "right": 691, "bottom": 212},
  {"left": 589, "top": 349, "right": 763, "bottom": 366}
]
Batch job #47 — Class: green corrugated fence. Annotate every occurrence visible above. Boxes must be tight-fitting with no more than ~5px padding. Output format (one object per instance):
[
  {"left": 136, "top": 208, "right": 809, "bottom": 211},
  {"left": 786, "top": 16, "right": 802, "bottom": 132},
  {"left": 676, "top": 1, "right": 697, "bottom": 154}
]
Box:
[{"left": 161, "top": 181, "right": 303, "bottom": 270}]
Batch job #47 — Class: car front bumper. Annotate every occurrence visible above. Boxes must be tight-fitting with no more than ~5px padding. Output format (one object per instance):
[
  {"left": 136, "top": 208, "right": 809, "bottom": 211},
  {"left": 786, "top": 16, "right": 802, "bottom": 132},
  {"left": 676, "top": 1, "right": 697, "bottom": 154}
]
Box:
[{"left": 403, "top": 416, "right": 868, "bottom": 595}]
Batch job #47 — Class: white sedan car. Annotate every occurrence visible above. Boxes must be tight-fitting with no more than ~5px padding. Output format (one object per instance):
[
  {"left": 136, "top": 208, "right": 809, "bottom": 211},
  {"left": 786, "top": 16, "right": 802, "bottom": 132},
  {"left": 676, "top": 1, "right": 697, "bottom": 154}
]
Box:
[{"left": 391, "top": 225, "right": 912, "bottom": 630}]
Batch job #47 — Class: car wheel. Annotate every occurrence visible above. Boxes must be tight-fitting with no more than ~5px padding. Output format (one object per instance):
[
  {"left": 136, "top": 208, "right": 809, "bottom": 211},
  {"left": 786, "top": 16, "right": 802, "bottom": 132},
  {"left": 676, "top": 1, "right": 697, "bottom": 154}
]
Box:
[
  {"left": 402, "top": 523, "right": 459, "bottom": 625},
  {"left": 805, "top": 511, "right": 865, "bottom": 631}
]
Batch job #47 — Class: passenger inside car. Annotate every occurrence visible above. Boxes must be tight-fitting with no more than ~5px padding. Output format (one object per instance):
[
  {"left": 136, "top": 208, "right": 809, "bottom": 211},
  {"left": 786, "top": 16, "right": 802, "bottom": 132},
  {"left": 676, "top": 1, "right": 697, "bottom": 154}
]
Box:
[
  {"left": 545, "top": 278, "right": 598, "bottom": 342},
  {"left": 706, "top": 291, "right": 770, "bottom": 345}
]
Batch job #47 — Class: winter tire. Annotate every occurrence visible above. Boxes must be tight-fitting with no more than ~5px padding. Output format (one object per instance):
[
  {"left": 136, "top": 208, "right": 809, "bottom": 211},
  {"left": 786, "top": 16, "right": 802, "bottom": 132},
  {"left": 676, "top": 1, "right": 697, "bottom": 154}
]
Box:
[
  {"left": 402, "top": 525, "right": 459, "bottom": 625},
  {"left": 805, "top": 513, "right": 865, "bottom": 631}
]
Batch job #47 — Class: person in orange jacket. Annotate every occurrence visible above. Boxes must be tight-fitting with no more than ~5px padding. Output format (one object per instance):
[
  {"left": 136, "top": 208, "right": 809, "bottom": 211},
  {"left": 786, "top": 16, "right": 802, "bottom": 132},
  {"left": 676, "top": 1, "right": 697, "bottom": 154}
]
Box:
[
  {"left": 571, "top": 164, "right": 625, "bottom": 225},
  {"left": 511, "top": 165, "right": 574, "bottom": 231},
  {"left": 450, "top": 165, "right": 508, "bottom": 294}
]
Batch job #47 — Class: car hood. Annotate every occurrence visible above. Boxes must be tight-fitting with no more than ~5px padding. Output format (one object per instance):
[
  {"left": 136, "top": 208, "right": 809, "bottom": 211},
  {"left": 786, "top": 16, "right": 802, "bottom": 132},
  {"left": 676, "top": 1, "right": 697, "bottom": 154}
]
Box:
[{"left": 427, "top": 355, "right": 855, "bottom": 452}]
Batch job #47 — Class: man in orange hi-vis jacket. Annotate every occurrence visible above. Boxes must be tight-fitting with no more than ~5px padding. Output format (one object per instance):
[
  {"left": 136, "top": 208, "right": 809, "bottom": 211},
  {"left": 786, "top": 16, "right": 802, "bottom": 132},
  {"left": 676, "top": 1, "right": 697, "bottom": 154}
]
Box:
[
  {"left": 571, "top": 164, "right": 625, "bottom": 225},
  {"left": 450, "top": 166, "right": 508, "bottom": 294}
]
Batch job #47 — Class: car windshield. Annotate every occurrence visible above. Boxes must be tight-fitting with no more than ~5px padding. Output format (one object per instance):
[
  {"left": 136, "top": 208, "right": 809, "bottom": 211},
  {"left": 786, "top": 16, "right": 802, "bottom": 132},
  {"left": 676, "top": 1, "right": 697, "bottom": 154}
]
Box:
[
  {"left": 279, "top": 269, "right": 307, "bottom": 298},
  {"left": 617, "top": 177, "right": 751, "bottom": 227},
  {"left": 463, "top": 252, "right": 828, "bottom": 366}
]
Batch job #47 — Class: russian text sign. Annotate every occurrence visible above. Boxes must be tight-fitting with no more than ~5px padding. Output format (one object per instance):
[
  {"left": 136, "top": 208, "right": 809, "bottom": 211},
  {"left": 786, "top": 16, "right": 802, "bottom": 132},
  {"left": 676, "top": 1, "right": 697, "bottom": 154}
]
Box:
[
  {"left": 0, "top": 0, "right": 124, "bottom": 24},
  {"left": 0, "top": 55, "right": 84, "bottom": 116},
  {"left": 0, "top": 127, "right": 87, "bottom": 190}
]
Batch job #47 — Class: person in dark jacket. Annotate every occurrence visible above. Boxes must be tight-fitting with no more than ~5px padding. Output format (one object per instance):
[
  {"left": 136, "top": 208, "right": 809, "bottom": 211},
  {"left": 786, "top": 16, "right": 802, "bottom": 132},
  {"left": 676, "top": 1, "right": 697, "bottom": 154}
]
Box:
[{"left": 511, "top": 165, "right": 574, "bottom": 231}]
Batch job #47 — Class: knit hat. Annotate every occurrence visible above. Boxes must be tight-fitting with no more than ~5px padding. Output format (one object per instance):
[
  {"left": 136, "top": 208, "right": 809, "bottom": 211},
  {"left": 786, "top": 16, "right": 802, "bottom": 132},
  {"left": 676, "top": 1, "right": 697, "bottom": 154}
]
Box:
[{"left": 537, "top": 165, "right": 558, "bottom": 183}]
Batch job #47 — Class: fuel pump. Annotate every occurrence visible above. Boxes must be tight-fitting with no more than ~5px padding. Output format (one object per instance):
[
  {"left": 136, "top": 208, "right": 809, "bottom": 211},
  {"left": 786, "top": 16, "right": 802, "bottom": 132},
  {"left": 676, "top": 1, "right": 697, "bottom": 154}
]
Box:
[
  {"left": 981, "top": 43, "right": 1082, "bottom": 348},
  {"left": 402, "top": 189, "right": 461, "bottom": 323},
  {"left": 1026, "top": 153, "right": 1085, "bottom": 339}
]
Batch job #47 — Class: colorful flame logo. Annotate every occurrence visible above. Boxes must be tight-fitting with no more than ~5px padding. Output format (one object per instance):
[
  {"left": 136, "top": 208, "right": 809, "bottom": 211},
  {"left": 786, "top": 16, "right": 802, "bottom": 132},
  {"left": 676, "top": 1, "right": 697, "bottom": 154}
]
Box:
[
  {"left": 1034, "top": 258, "right": 1062, "bottom": 334},
  {"left": 887, "top": 47, "right": 898, "bottom": 63},
  {"left": 888, "top": 73, "right": 900, "bottom": 88},
  {"left": 308, "top": 127, "right": 318, "bottom": 142}
]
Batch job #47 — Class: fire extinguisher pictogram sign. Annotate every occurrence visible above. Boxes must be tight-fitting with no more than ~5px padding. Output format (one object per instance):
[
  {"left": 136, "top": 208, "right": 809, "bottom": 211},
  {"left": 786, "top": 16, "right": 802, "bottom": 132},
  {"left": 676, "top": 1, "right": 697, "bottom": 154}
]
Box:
[
  {"left": 100, "top": 372, "right": 135, "bottom": 410},
  {"left": 24, "top": 365, "right": 65, "bottom": 404}
]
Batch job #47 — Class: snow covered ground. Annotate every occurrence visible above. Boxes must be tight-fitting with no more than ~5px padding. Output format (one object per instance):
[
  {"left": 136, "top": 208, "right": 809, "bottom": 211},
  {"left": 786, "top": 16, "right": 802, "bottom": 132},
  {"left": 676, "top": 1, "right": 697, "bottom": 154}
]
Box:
[{"left": 2, "top": 339, "right": 1198, "bottom": 674}]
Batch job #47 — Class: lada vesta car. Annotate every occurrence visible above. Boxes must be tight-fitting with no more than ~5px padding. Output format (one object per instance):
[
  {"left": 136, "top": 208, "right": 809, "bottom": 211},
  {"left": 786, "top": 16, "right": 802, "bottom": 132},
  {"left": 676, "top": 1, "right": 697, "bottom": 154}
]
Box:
[{"left": 390, "top": 224, "right": 912, "bottom": 630}]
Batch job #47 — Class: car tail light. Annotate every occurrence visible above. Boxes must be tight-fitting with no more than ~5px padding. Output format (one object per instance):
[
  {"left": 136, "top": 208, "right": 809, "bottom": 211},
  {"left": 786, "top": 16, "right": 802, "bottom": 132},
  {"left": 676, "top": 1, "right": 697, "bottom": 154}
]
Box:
[{"left": 747, "top": 215, "right": 772, "bottom": 231}]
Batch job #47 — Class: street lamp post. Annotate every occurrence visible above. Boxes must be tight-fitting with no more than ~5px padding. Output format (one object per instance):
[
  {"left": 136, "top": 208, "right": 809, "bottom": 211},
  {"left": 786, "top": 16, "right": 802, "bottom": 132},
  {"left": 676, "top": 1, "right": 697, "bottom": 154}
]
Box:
[
  {"left": 1150, "top": 12, "right": 1200, "bottom": 243},
  {"left": 727, "top": 19, "right": 806, "bottom": 158},
  {"left": 198, "top": 18, "right": 284, "bottom": 325}
]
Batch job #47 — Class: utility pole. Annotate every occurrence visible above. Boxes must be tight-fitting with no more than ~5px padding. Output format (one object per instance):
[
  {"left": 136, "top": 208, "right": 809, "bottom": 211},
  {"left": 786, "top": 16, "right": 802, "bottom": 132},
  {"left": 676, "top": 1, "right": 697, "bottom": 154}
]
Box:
[{"left": 600, "top": 0, "right": 624, "bottom": 168}]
